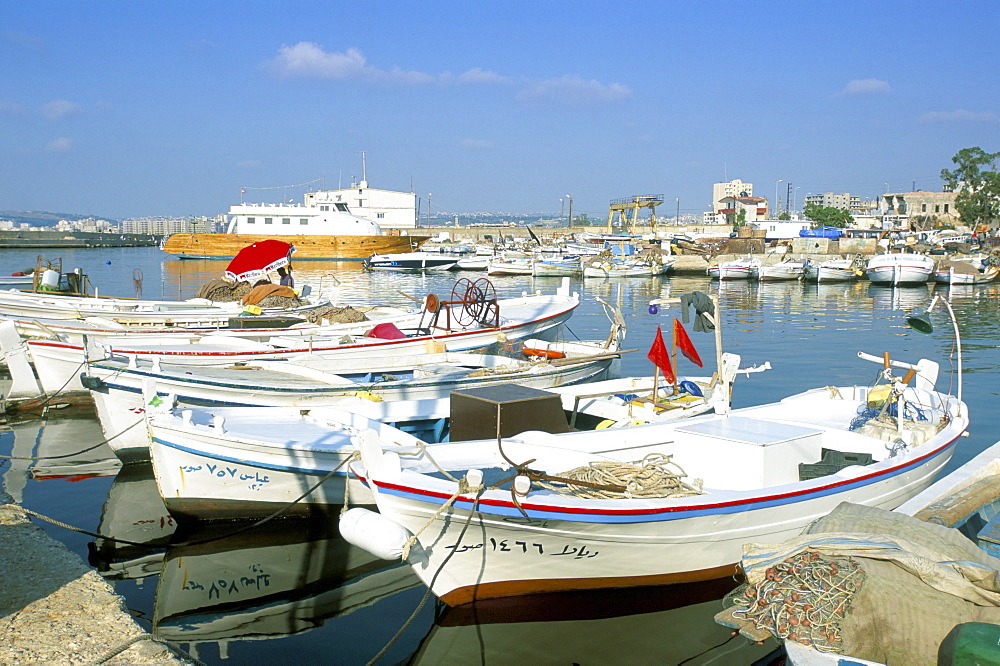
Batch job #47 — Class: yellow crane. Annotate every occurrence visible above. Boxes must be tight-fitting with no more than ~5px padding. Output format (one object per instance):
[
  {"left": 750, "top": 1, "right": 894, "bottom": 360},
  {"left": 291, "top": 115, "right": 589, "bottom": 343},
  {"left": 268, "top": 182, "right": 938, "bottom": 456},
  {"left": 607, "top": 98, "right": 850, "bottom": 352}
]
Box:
[{"left": 607, "top": 194, "right": 664, "bottom": 234}]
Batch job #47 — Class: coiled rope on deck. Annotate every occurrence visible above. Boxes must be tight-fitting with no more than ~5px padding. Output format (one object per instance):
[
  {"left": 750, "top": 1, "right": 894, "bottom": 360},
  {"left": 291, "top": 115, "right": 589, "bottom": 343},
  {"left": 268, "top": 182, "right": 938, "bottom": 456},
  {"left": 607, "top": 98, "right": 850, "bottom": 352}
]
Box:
[{"left": 538, "top": 453, "right": 704, "bottom": 499}]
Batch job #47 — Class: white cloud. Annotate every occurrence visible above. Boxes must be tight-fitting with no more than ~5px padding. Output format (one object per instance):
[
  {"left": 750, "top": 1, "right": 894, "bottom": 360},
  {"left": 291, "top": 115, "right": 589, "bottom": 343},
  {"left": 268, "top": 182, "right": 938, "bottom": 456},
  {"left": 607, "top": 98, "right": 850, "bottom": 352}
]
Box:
[
  {"left": 515, "top": 75, "right": 632, "bottom": 106},
  {"left": 237, "top": 159, "right": 263, "bottom": 169},
  {"left": 841, "top": 78, "right": 892, "bottom": 96},
  {"left": 918, "top": 109, "right": 1000, "bottom": 124},
  {"left": 462, "top": 138, "right": 494, "bottom": 150},
  {"left": 262, "top": 43, "right": 627, "bottom": 106},
  {"left": 456, "top": 68, "right": 510, "bottom": 85},
  {"left": 264, "top": 43, "right": 432, "bottom": 84},
  {"left": 41, "top": 99, "right": 82, "bottom": 120},
  {"left": 46, "top": 137, "right": 73, "bottom": 152},
  {"left": 264, "top": 43, "right": 369, "bottom": 79}
]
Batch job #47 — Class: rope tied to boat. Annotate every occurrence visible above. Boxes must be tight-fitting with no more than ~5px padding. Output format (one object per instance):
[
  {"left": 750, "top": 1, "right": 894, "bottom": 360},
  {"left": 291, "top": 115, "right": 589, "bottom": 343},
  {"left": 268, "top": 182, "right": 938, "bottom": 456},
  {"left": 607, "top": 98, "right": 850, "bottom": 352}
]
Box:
[
  {"left": 537, "top": 453, "right": 704, "bottom": 499},
  {"left": 400, "top": 475, "right": 484, "bottom": 560}
]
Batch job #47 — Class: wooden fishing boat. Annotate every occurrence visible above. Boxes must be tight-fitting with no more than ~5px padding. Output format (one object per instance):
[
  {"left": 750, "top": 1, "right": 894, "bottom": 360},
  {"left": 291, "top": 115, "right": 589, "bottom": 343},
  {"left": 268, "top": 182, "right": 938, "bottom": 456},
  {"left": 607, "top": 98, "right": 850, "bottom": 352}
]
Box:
[
  {"left": 582, "top": 256, "right": 673, "bottom": 278},
  {"left": 161, "top": 194, "right": 427, "bottom": 261},
  {"left": 532, "top": 257, "right": 583, "bottom": 277},
  {"left": 344, "top": 348, "right": 967, "bottom": 606},
  {"left": 932, "top": 258, "right": 1000, "bottom": 285}
]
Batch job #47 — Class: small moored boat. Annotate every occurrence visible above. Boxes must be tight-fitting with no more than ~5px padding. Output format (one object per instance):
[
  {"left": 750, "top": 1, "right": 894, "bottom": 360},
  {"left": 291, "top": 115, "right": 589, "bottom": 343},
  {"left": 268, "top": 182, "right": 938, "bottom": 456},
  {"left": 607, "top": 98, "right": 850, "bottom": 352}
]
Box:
[{"left": 363, "top": 252, "right": 458, "bottom": 272}]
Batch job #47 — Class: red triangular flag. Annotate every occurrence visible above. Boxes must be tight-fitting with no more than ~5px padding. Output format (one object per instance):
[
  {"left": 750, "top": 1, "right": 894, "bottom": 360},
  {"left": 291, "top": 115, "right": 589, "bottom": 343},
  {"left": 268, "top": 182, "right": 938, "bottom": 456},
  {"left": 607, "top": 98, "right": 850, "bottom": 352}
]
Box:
[
  {"left": 673, "top": 318, "right": 703, "bottom": 367},
  {"left": 647, "top": 326, "right": 676, "bottom": 383}
]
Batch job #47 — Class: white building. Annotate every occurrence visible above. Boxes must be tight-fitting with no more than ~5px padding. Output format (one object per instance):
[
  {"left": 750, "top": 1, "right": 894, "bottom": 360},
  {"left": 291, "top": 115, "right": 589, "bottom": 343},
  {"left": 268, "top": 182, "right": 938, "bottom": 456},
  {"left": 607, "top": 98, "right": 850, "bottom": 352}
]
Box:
[
  {"left": 305, "top": 180, "right": 418, "bottom": 229},
  {"left": 712, "top": 179, "right": 754, "bottom": 213},
  {"left": 751, "top": 220, "right": 811, "bottom": 240}
]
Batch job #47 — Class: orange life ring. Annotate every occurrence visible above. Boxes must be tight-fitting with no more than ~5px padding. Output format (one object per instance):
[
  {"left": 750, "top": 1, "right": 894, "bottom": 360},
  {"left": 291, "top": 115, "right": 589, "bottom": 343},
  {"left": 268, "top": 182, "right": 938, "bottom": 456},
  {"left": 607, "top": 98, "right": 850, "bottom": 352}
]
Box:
[{"left": 522, "top": 347, "right": 566, "bottom": 359}]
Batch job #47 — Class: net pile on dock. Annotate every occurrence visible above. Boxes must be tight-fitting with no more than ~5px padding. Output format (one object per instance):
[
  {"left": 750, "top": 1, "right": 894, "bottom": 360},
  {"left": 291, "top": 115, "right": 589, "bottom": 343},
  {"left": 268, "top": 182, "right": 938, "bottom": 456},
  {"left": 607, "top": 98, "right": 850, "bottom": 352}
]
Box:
[{"left": 728, "top": 552, "right": 865, "bottom": 652}]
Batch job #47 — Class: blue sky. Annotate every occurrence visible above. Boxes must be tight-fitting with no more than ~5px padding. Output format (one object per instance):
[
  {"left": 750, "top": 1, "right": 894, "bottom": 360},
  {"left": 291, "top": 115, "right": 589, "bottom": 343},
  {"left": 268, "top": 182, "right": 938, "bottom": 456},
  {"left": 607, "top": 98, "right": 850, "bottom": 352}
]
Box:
[{"left": 2, "top": 1, "right": 998, "bottom": 221}]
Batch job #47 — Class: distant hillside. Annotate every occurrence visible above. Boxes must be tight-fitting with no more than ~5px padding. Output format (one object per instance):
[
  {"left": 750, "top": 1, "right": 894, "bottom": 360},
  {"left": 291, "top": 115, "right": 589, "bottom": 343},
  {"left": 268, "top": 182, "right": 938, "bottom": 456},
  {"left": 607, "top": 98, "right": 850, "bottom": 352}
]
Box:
[{"left": 0, "top": 211, "right": 119, "bottom": 227}]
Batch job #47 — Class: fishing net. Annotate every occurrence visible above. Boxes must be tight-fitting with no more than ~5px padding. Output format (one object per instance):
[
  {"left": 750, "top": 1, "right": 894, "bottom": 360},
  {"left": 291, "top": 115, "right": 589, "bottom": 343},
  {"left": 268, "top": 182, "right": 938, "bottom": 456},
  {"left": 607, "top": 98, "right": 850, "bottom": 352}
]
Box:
[
  {"left": 302, "top": 305, "right": 369, "bottom": 325},
  {"left": 716, "top": 503, "right": 1000, "bottom": 664}
]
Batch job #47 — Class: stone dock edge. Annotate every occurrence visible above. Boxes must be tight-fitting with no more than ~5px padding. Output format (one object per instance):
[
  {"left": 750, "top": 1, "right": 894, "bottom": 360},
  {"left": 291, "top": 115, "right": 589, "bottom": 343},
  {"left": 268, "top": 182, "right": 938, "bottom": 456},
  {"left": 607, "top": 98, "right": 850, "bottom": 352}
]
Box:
[{"left": 0, "top": 486, "right": 193, "bottom": 665}]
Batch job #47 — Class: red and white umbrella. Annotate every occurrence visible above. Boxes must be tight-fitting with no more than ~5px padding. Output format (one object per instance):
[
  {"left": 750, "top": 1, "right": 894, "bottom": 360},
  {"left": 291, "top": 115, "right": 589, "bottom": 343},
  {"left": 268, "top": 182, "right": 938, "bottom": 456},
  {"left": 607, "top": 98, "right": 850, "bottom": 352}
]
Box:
[{"left": 224, "top": 240, "right": 295, "bottom": 282}]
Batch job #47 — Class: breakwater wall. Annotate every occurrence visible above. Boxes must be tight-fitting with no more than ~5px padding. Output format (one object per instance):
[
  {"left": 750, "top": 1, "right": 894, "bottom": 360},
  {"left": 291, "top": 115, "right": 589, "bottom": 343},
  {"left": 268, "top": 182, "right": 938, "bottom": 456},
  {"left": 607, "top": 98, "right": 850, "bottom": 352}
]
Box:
[{"left": 0, "top": 230, "right": 161, "bottom": 249}]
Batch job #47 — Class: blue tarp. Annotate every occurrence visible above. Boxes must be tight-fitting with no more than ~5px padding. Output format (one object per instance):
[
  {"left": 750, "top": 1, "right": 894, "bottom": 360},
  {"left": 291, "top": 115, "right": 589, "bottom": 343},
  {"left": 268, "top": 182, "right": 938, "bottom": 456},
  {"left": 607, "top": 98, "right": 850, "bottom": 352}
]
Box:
[{"left": 799, "top": 226, "right": 844, "bottom": 239}]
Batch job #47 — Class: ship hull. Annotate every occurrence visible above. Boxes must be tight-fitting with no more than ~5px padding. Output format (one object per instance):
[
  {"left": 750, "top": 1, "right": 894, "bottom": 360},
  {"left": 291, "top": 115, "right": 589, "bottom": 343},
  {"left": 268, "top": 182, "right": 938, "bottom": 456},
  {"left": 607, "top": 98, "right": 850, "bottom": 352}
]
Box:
[{"left": 161, "top": 233, "right": 428, "bottom": 261}]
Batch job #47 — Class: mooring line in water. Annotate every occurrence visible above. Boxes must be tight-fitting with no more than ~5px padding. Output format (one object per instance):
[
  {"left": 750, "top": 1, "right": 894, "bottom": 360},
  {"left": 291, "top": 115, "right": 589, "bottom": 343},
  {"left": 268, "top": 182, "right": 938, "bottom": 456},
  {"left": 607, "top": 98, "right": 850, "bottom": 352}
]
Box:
[
  {"left": 366, "top": 486, "right": 485, "bottom": 666},
  {"left": 4, "top": 358, "right": 89, "bottom": 420},
  {"left": 92, "top": 633, "right": 206, "bottom": 666},
  {"left": 0, "top": 415, "right": 144, "bottom": 461},
  {"left": 1, "top": 452, "right": 360, "bottom": 550}
]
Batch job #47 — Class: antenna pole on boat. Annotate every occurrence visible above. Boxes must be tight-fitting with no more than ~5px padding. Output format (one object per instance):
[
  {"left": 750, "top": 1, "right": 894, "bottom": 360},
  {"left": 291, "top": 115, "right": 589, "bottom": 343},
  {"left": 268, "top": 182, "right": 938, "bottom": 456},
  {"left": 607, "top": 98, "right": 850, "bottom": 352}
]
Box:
[{"left": 906, "top": 293, "right": 963, "bottom": 411}]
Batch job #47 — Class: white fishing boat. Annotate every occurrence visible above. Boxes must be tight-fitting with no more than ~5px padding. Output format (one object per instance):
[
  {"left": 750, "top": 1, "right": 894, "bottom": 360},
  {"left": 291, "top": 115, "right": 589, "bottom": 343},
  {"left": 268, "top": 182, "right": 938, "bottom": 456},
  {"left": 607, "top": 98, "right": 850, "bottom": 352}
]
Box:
[
  {"left": 757, "top": 258, "right": 806, "bottom": 282},
  {"left": 454, "top": 255, "right": 491, "bottom": 271},
  {"left": 0, "top": 279, "right": 581, "bottom": 399},
  {"left": 532, "top": 257, "right": 583, "bottom": 278},
  {"left": 145, "top": 357, "right": 740, "bottom": 521},
  {"left": 0, "top": 273, "right": 36, "bottom": 290},
  {"left": 344, "top": 347, "right": 967, "bottom": 606},
  {"left": 865, "top": 253, "right": 935, "bottom": 285},
  {"left": 0, "top": 288, "right": 321, "bottom": 329},
  {"left": 487, "top": 257, "right": 536, "bottom": 276},
  {"left": 89, "top": 339, "right": 618, "bottom": 463},
  {"left": 801, "top": 256, "right": 863, "bottom": 283},
  {"left": 582, "top": 256, "right": 673, "bottom": 278},
  {"left": 932, "top": 258, "right": 1000, "bottom": 285},
  {"left": 708, "top": 257, "right": 761, "bottom": 281},
  {"left": 363, "top": 252, "right": 458, "bottom": 271}
]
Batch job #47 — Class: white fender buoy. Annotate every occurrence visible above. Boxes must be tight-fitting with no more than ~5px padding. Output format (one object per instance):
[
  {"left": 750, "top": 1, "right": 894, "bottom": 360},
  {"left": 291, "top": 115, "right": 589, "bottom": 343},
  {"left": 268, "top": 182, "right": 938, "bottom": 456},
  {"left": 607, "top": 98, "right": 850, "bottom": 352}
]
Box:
[{"left": 340, "top": 507, "right": 413, "bottom": 560}]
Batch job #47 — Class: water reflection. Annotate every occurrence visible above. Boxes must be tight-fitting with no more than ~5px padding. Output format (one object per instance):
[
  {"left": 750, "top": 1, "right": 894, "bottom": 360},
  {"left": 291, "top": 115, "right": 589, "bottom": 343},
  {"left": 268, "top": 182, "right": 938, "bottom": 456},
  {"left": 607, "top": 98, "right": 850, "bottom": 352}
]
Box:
[
  {"left": 88, "top": 464, "right": 174, "bottom": 582},
  {"left": 152, "top": 518, "right": 418, "bottom": 661},
  {"left": 410, "top": 580, "right": 777, "bottom": 665},
  {"left": 1, "top": 418, "right": 120, "bottom": 504},
  {"left": 865, "top": 283, "right": 932, "bottom": 312}
]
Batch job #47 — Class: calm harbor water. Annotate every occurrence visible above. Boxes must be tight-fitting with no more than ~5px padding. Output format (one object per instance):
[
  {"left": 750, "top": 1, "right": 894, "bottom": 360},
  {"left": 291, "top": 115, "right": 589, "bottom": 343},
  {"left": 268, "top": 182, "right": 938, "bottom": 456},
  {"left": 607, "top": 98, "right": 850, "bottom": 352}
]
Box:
[{"left": 2, "top": 246, "right": 999, "bottom": 665}]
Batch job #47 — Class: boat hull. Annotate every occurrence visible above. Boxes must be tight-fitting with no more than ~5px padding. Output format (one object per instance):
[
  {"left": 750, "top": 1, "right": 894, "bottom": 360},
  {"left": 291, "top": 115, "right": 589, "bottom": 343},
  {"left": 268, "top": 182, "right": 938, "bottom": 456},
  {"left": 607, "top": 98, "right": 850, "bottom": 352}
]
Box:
[
  {"left": 162, "top": 233, "right": 427, "bottom": 261},
  {"left": 803, "top": 262, "right": 858, "bottom": 283},
  {"left": 363, "top": 252, "right": 457, "bottom": 271},
  {"left": 356, "top": 381, "right": 967, "bottom": 606},
  {"left": 91, "top": 347, "right": 609, "bottom": 462},
  {"left": 865, "top": 254, "right": 935, "bottom": 285}
]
